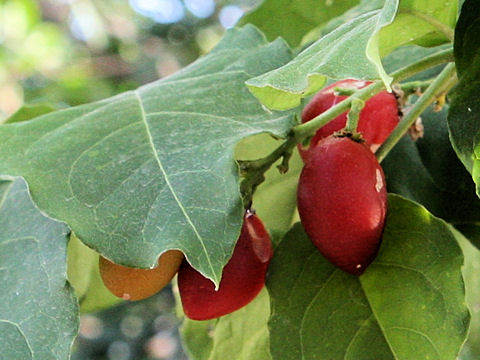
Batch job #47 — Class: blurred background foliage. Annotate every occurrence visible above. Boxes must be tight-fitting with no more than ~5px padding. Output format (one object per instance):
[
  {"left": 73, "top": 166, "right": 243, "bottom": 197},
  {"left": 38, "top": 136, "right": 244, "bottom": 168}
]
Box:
[
  {"left": 0, "top": 0, "right": 258, "bottom": 122},
  {"left": 0, "top": 0, "right": 260, "bottom": 358}
]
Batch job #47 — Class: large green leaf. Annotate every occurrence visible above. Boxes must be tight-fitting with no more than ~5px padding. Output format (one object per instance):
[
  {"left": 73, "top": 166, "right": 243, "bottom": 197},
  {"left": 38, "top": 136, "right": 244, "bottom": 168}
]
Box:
[
  {"left": 316, "top": 0, "right": 384, "bottom": 38},
  {"left": 0, "top": 177, "right": 78, "bottom": 360},
  {"left": 246, "top": 2, "right": 399, "bottom": 110},
  {"left": 448, "top": 0, "right": 480, "bottom": 194},
  {"left": 240, "top": 0, "right": 360, "bottom": 47},
  {"left": 267, "top": 195, "right": 469, "bottom": 360},
  {"left": 0, "top": 25, "right": 296, "bottom": 286}
]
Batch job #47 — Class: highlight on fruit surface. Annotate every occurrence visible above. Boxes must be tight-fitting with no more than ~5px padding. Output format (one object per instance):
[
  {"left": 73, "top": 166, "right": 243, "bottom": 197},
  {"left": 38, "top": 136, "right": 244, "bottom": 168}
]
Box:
[
  {"left": 177, "top": 211, "right": 272, "bottom": 320},
  {"left": 297, "top": 135, "right": 387, "bottom": 275},
  {"left": 299, "top": 79, "right": 399, "bottom": 160},
  {"left": 99, "top": 250, "right": 184, "bottom": 301}
]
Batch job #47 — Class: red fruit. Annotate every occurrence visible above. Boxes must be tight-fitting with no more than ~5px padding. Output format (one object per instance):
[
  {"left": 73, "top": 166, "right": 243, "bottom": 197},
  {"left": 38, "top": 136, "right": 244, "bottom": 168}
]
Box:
[
  {"left": 297, "top": 135, "right": 387, "bottom": 275},
  {"left": 299, "top": 79, "right": 399, "bottom": 160},
  {"left": 178, "top": 212, "right": 272, "bottom": 320}
]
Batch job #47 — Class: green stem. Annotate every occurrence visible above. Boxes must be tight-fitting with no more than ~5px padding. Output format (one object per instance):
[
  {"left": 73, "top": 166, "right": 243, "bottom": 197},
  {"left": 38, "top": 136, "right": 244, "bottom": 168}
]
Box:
[
  {"left": 333, "top": 87, "right": 356, "bottom": 96},
  {"left": 376, "top": 63, "right": 457, "bottom": 163},
  {"left": 345, "top": 98, "right": 365, "bottom": 133},
  {"left": 238, "top": 47, "right": 455, "bottom": 204},
  {"left": 398, "top": 79, "right": 434, "bottom": 95},
  {"left": 293, "top": 47, "right": 454, "bottom": 142}
]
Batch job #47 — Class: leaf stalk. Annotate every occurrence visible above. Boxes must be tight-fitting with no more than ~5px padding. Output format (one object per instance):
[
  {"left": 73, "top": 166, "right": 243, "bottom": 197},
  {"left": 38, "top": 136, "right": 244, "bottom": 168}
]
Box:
[{"left": 239, "top": 47, "right": 455, "bottom": 205}]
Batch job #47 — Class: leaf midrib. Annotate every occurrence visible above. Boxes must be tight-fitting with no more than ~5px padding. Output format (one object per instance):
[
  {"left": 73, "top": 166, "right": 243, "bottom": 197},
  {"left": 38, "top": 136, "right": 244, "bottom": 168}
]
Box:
[{"left": 134, "top": 90, "right": 217, "bottom": 283}]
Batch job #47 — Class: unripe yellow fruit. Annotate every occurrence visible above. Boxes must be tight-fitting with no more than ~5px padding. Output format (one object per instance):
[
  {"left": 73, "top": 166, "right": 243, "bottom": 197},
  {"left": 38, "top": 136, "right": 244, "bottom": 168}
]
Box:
[{"left": 99, "top": 250, "right": 184, "bottom": 301}]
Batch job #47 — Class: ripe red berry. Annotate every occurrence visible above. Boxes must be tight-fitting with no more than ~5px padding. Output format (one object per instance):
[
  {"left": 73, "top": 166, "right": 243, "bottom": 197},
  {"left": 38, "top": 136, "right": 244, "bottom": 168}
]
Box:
[
  {"left": 178, "top": 211, "right": 272, "bottom": 320},
  {"left": 297, "top": 135, "right": 387, "bottom": 275},
  {"left": 299, "top": 79, "right": 399, "bottom": 160}
]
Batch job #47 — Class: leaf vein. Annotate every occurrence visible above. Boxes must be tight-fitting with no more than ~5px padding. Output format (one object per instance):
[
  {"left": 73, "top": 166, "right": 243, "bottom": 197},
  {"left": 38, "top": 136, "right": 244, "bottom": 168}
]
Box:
[{"left": 134, "top": 90, "right": 217, "bottom": 282}]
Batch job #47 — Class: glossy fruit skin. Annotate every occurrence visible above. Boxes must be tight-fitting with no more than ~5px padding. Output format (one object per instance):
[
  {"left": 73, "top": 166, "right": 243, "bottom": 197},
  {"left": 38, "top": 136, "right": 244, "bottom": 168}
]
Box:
[
  {"left": 299, "top": 79, "right": 399, "bottom": 160},
  {"left": 99, "top": 250, "right": 184, "bottom": 301},
  {"left": 297, "top": 136, "right": 387, "bottom": 275},
  {"left": 178, "top": 212, "right": 272, "bottom": 320}
]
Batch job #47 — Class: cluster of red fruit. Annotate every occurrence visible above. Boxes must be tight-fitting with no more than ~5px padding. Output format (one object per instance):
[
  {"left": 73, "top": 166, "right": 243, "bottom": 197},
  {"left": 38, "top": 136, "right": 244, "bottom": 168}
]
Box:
[
  {"left": 99, "top": 211, "right": 271, "bottom": 320},
  {"left": 98, "top": 79, "right": 399, "bottom": 320}
]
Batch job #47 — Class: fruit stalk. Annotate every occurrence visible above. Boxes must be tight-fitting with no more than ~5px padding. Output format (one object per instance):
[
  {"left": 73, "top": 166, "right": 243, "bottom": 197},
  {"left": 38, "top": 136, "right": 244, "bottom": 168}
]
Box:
[
  {"left": 376, "top": 62, "right": 457, "bottom": 163},
  {"left": 293, "top": 47, "right": 454, "bottom": 142},
  {"left": 344, "top": 98, "right": 365, "bottom": 134},
  {"left": 238, "top": 48, "right": 454, "bottom": 203}
]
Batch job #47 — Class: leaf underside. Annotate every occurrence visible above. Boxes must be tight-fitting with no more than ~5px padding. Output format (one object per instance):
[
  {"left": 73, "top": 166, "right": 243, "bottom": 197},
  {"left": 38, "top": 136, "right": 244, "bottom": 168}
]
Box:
[
  {"left": 0, "top": 25, "right": 296, "bottom": 285},
  {"left": 0, "top": 177, "right": 78, "bottom": 360}
]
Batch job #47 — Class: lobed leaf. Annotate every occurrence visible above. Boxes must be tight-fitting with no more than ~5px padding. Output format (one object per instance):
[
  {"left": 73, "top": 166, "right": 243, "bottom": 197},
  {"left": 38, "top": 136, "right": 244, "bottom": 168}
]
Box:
[
  {"left": 246, "top": 2, "right": 399, "bottom": 110},
  {"left": 0, "top": 25, "right": 296, "bottom": 286},
  {"left": 267, "top": 195, "right": 469, "bottom": 360},
  {"left": 0, "top": 177, "right": 78, "bottom": 360}
]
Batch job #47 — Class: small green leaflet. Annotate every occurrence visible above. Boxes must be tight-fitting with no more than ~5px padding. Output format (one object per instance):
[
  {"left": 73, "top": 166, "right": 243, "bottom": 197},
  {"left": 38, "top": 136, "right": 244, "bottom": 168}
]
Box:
[
  {"left": 0, "top": 177, "right": 78, "bottom": 360},
  {"left": 448, "top": 0, "right": 480, "bottom": 197},
  {"left": 267, "top": 195, "right": 469, "bottom": 360},
  {"left": 0, "top": 25, "right": 296, "bottom": 286},
  {"left": 246, "top": 2, "right": 399, "bottom": 110}
]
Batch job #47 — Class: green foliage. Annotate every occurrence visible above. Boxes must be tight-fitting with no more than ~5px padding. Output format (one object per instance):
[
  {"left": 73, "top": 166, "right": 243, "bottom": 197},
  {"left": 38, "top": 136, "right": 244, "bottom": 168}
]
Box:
[
  {"left": 0, "top": 178, "right": 78, "bottom": 359},
  {"left": 382, "top": 104, "right": 480, "bottom": 241},
  {"left": 453, "top": 227, "right": 480, "bottom": 360},
  {"left": 2, "top": 1, "right": 480, "bottom": 359},
  {"left": 235, "top": 133, "right": 302, "bottom": 235},
  {"left": 182, "top": 288, "right": 271, "bottom": 360},
  {"left": 378, "top": 0, "right": 456, "bottom": 54},
  {"left": 241, "top": 0, "right": 360, "bottom": 47},
  {"left": 0, "top": 25, "right": 296, "bottom": 286},
  {"left": 4, "top": 103, "right": 58, "bottom": 124},
  {"left": 267, "top": 195, "right": 469, "bottom": 360},
  {"left": 67, "top": 234, "right": 122, "bottom": 312},
  {"left": 448, "top": 0, "right": 480, "bottom": 192},
  {"left": 246, "top": 7, "right": 398, "bottom": 110}
]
